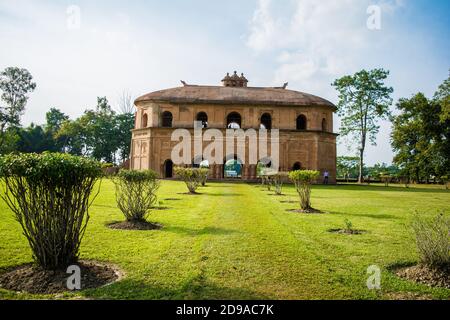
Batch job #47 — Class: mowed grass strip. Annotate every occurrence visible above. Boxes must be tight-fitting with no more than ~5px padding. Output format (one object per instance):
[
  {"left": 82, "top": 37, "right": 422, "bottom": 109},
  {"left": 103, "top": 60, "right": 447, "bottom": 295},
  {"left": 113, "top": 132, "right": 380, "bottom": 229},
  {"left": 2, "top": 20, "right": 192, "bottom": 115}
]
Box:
[{"left": 0, "top": 180, "right": 449, "bottom": 300}]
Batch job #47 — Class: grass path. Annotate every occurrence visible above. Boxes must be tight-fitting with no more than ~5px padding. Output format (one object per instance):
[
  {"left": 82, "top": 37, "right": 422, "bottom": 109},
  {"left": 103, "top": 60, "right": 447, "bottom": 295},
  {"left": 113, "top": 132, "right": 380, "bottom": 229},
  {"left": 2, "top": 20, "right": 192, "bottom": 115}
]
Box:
[{"left": 0, "top": 180, "right": 449, "bottom": 300}]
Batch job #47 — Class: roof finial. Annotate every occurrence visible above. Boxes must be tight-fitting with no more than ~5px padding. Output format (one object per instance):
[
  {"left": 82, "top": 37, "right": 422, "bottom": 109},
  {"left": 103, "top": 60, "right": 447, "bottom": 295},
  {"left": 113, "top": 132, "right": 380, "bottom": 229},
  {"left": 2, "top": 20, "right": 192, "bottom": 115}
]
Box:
[{"left": 222, "top": 71, "right": 248, "bottom": 87}]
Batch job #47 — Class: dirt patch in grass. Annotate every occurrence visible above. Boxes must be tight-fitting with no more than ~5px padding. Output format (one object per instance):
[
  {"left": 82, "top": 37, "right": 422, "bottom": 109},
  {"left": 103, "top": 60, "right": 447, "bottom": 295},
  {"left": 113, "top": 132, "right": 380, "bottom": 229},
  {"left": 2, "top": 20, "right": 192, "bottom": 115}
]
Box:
[
  {"left": 328, "top": 228, "right": 366, "bottom": 235},
  {"left": 0, "top": 261, "right": 122, "bottom": 294},
  {"left": 395, "top": 264, "right": 449, "bottom": 289},
  {"left": 287, "top": 208, "right": 324, "bottom": 214},
  {"left": 385, "top": 291, "right": 433, "bottom": 300},
  {"left": 107, "top": 220, "right": 163, "bottom": 230}
]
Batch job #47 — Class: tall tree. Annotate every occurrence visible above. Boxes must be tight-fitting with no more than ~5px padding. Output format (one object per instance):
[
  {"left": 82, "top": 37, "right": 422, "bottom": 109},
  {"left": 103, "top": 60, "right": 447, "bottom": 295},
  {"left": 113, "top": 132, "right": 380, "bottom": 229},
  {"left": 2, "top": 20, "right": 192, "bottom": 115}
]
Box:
[
  {"left": 392, "top": 73, "right": 450, "bottom": 182},
  {"left": 0, "top": 67, "right": 36, "bottom": 152},
  {"left": 332, "top": 69, "right": 393, "bottom": 183}
]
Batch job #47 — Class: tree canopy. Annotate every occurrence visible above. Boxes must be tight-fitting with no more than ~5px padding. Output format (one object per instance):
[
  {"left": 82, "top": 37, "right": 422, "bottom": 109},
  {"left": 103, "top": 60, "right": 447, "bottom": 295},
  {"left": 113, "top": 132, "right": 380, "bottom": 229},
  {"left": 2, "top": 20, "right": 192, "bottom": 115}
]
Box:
[
  {"left": 0, "top": 67, "right": 36, "bottom": 152},
  {"left": 391, "top": 73, "right": 450, "bottom": 182}
]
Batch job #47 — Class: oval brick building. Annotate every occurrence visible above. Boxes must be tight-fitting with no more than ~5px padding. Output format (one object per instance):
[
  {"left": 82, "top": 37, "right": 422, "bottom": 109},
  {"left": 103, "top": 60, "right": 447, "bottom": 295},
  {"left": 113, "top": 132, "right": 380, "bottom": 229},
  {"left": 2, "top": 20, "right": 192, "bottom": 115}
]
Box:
[{"left": 131, "top": 72, "right": 337, "bottom": 183}]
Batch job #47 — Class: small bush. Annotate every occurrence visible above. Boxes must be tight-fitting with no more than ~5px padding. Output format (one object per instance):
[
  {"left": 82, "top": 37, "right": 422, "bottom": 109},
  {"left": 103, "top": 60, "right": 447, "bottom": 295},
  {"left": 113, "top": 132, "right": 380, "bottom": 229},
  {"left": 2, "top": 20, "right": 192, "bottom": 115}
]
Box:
[
  {"left": 198, "top": 167, "right": 209, "bottom": 187},
  {"left": 288, "top": 170, "right": 320, "bottom": 211},
  {"left": 174, "top": 167, "right": 205, "bottom": 194},
  {"left": 260, "top": 175, "right": 273, "bottom": 191},
  {"left": 101, "top": 163, "right": 114, "bottom": 169},
  {"left": 344, "top": 219, "right": 353, "bottom": 232},
  {"left": 411, "top": 212, "right": 450, "bottom": 269},
  {"left": 113, "top": 170, "right": 159, "bottom": 222},
  {"left": 269, "top": 172, "right": 288, "bottom": 195},
  {"left": 0, "top": 153, "right": 102, "bottom": 270}
]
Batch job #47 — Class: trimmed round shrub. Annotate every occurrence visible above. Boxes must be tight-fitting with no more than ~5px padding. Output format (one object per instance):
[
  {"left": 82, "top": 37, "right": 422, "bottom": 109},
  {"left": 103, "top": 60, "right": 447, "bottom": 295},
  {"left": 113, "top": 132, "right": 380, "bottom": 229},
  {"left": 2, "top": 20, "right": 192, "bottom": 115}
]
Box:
[
  {"left": 0, "top": 153, "right": 102, "bottom": 270},
  {"left": 288, "top": 170, "right": 320, "bottom": 211},
  {"left": 113, "top": 169, "right": 160, "bottom": 222},
  {"left": 198, "top": 167, "right": 209, "bottom": 187},
  {"left": 174, "top": 167, "right": 205, "bottom": 194},
  {"left": 270, "top": 172, "right": 288, "bottom": 195}
]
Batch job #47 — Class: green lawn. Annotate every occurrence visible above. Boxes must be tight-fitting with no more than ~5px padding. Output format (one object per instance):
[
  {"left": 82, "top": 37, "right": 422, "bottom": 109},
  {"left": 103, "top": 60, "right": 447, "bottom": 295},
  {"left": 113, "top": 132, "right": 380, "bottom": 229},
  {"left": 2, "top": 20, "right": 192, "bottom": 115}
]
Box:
[{"left": 0, "top": 180, "right": 449, "bottom": 300}]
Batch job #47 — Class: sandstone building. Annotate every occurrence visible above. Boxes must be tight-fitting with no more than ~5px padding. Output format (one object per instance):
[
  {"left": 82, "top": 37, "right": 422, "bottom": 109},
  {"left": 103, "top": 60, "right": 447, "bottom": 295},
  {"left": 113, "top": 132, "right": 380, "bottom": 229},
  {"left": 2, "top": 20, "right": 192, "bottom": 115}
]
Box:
[{"left": 131, "top": 72, "right": 337, "bottom": 183}]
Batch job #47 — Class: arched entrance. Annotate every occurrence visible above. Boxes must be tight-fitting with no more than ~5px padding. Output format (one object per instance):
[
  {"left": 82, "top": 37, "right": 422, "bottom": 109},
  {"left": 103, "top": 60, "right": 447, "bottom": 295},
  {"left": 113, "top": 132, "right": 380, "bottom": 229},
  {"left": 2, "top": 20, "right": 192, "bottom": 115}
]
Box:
[
  {"left": 164, "top": 160, "right": 174, "bottom": 178},
  {"left": 223, "top": 156, "right": 243, "bottom": 178},
  {"left": 257, "top": 157, "right": 273, "bottom": 176},
  {"left": 293, "top": 162, "right": 302, "bottom": 171},
  {"left": 296, "top": 115, "right": 307, "bottom": 130}
]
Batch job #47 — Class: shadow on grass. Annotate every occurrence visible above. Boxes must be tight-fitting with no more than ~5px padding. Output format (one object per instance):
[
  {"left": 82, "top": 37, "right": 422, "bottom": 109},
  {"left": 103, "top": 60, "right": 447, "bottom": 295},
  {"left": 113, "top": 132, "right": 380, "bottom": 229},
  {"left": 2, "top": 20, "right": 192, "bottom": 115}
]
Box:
[
  {"left": 177, "top": 192, "right": 203, "bottom": 196},
  {"left": 82, "top": 276, "right": 269, "bottom": 300},
  {"left": 330, "top": 184, "right": 450, "bottom": 194},
  {"left": 327, "top": 210, "right": 399, "bottom": 220},
  {"left": 164, "top": 225, "right": 239, "bottom": 236},
  {"left": 205, "top": 193, "right": 243, "bottom": 197}
]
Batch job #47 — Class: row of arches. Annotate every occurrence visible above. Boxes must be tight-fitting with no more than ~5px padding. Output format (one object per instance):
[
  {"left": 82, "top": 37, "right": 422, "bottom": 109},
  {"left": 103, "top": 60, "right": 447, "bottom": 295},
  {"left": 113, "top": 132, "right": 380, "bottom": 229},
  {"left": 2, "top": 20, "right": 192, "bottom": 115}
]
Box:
[
  {"left": 142, "top": 111, "right": 328, "bottom": 131},
  {"left": 162, "top": 158, "right": 305, "bottom": 179}
]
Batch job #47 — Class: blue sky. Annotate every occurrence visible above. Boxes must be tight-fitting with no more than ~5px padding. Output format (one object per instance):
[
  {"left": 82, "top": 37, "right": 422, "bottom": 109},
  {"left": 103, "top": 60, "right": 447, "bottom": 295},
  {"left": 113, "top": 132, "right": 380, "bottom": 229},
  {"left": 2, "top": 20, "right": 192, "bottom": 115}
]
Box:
[{"left": 0, "top": 0, "right": 449, "bottom": 165}]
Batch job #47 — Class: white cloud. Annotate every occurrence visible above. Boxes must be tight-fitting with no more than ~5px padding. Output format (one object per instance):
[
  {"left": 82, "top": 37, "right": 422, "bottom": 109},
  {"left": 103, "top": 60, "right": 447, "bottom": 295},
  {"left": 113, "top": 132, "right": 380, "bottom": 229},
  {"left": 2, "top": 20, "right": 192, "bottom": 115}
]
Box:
[
  {"left": 0, "top": 1, "right": 244, "bottom": 124},
  {"left": 246, "top": 0, "right": 404, "bottom": 92},
  {"left": 245, "top": 0, "right": 408, "bottom": 163}
]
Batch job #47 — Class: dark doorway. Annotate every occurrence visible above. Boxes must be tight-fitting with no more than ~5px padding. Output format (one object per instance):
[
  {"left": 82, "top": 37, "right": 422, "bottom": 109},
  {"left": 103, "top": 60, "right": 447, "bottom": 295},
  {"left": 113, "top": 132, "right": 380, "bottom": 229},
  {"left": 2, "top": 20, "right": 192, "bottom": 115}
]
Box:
[
  {"left": 296, "top": 115, "right": 307, "bottom": 130},
  {"left": 164, "top": 160, "right": 173, "bottom": 178},
  {"left": 293, "top": 162, "right": 302, "bottom": 171}
]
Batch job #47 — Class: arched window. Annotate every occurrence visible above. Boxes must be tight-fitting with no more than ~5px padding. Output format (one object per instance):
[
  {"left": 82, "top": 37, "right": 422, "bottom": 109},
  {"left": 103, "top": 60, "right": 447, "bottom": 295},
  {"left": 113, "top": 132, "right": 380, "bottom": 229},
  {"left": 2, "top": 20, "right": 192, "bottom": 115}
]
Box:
[
  {"left": 322, "top": 118, "right": 327, "bottom": 132},
  {"left": 293, "top": 162, "right": 302, "bottom": 171},
  {"left": 142, "top": 113, "right": 148, "bottom": 128},
  {"left": 197, "top": 112, "right": 208, "bottom": 128},
  {"left": 227, "top": 112, "right": 242, "bottom": 129},
  {"left": 162, "top": 111, "right": 173, "bottom": 128},
  {"left": 260, "top": 113, "right": 272, "bottom": 130},
  {"left": 296, "top": 115, "right": 307, "bottom": 130}
]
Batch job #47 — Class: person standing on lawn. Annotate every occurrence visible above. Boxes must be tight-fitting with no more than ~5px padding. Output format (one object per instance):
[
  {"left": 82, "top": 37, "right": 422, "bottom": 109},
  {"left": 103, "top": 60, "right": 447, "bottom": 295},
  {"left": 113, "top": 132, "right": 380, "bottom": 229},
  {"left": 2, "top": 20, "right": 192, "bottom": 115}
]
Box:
[{"left": 323, "top": 170, "right": 329, "bottom": 185}]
